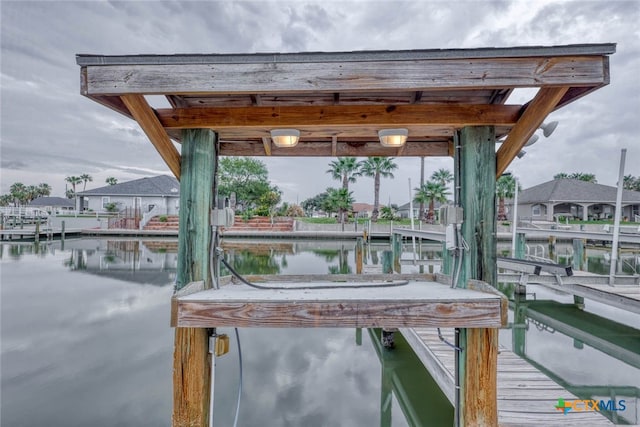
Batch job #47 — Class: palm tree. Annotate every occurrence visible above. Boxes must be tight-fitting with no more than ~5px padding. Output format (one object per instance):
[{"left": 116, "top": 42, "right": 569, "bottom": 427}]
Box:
[
  {"left": 414, "top": 181, "right": 450, "bottom": 223},
  {"left": 326, "top": 158, "right": 361, "bottom": 223},
  {"left": 105, "top": 176, "right": 118, "bottom": 186},
  {"left": 80, "top": 173, "right": 93, "bottom": 191},
  {"left": 496, "top": 175, "right": 517, "bottom": 221},
  {"left": 37, "top": 183, "right": 52, "bottom": 197},
  {"left": 65, "top": 176, "right": 82, "bottom": 195},
  {"left": 9, "top": 182, "right": 27, "bottom": 206},
  {"left": 322, "top": 188, "right": 354, "bottom": 224},
  {"left": 431, "top": 168, "right": 454, "bottom": 186},
  {"left": 360, "top": 157, "right": 397, "bottom": 221}
]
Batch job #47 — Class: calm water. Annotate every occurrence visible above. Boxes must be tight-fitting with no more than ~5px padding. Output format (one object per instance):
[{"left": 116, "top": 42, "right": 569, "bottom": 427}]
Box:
[{"left": 2, "top": 238, "right": 639, "bottom": 426}]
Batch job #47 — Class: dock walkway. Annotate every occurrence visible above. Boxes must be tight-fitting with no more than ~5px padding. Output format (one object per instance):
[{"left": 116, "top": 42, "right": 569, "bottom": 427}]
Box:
[{"left": 400, "top": 327, "right": 614, "bottom": 426}]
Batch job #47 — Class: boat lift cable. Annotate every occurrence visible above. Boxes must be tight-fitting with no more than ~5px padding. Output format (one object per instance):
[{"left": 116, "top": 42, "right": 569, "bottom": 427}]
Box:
[
  {"left": 232, "top": 327, "right": 242, "bottom": 427},
  {"left": 221, "top": 257, "right": 409, "bottom": 290}
]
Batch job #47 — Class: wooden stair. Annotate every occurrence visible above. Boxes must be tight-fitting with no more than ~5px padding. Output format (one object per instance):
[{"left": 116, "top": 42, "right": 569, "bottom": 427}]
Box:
[
  {"left": 143, "top": 215, "right": 180, "bottom": 231},
  {"left": 224, "top": 216, "right": 294, "bottom": 232}
]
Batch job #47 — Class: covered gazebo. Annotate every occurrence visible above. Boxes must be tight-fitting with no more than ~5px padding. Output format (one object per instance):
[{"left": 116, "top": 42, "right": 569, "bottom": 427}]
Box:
[{"left": 77, "top": 43, "right": 614, "bottom": 426}]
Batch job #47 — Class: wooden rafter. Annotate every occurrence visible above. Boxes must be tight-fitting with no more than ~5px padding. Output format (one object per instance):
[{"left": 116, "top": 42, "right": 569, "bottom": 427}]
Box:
[
  {"left": 495, "top": 87, "right": 569, "bottom": 176},
  {"left": 120, "top": 94, "right": 182, "bottom": 179},
  {"left": 261, "top": 136, "right": 272, "bottom": 156},
  {"left": 158, "top": 104, "right": 520, "bottom": 129},
  {"left": 331, "top": 136, "right": 337, "bottom": 156}
]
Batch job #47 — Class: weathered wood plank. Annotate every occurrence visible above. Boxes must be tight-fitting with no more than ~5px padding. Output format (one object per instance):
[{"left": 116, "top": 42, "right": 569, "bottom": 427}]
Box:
[
  {"left": 157, "top": 104, "right": 522, "bottom": 129},
  {"left": 120, "top": 94, "right": 181, "bottom": 178},
  {"left": 495, "top": 87, "right": 568, "bottom": 176},
  {"left": 174, "top": 280, "right": 504, "bottom": 328},
  {"left": 83, "top": 56, "right": 608, "bottom": 95}
]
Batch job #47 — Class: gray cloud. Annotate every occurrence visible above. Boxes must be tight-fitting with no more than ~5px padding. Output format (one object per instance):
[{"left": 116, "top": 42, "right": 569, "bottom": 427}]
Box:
[{"left": 1, "top": 1, "right": 638, "bottom": 203}]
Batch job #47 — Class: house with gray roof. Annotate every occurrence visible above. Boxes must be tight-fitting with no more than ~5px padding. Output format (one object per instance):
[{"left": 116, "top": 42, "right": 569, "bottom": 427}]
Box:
[
  {"left": 28, "top": 196, "right": 75, "bottom": 214},
  {"left": 512, "top": 179, "right": 640, "bottom": 222},
  {"left": 78, "top": 175, "right": 180, "bottom": 215}
]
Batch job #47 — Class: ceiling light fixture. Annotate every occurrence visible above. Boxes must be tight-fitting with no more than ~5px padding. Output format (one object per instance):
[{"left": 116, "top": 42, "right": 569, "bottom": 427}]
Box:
[
  {"left": 378, "top": 128, "right": 408, "bottom": 147},
  {"left": 270, "top": 129, "right": 300, "bottom": 147}
]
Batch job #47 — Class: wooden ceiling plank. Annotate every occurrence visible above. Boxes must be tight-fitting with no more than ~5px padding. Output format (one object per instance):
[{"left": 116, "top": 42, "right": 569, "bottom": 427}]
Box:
[
  {"left": 495, "top": 87, "right": 569, "bottom": 177},
  {"left": 219, "top": 141, "right": 449, "bottom": 157},
  {"left": 262, "top": 137, "right": 272, "bottom": 156},
  {"left": 83, "top": 56, "right": 608, "bottom": 95},
  {"left": 331, "top": 136, "right": 337, "bottom": 156},
  {"left": 157, "top": 104, "right": 522, "bottom": 129},
  {"left": 121, "top": 94, "right": 182, "bottom": 179}
]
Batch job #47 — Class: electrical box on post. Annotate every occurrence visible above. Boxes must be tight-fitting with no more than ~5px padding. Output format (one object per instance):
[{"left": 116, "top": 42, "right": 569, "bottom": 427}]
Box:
[
  {"left": 439, "top": 205, "right": 463, "bottom": 225},
  {"left": 211, "top": 207, "right": 235, "bottom": 227},
  {"left": 445, "top": 224, "right": 456, "bottom": 250}
]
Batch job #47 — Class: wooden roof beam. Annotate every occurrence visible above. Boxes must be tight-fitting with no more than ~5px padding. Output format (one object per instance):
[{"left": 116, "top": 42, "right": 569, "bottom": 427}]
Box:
[
  {"left": 157, "top": 104, "right": 522, "bottom": 129},
  {"left": 120, "top": 94, "right": 182, "bottom": 179},
  {"left": 495, "top": 87, "right": 568, "bottom": 177},
  {"left": 81, "top": 55, "right": 609, "bottom": 95}
]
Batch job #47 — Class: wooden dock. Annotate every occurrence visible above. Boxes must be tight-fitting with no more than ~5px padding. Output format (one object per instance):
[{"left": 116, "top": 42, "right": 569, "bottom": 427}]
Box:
[{"left": 401, "top": 327, "right": 614, "bottom": 426}]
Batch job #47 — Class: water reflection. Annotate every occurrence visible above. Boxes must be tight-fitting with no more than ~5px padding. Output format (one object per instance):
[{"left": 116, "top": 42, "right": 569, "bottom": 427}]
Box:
[{"left": 499, "top": 283, "right": 640, "bottom": 425}]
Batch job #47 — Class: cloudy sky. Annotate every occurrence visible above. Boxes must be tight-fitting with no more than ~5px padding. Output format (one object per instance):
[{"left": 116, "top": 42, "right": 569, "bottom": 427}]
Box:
[{"left": 1, "top": 1, "right": 639, "bottom": 206}]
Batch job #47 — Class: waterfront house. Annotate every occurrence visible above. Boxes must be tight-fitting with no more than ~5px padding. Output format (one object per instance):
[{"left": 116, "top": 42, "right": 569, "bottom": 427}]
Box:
[
  {"left": 511, "top": 178, "right": 640, "bottom": 222},
  {"left": 28, "top": 196, "right": 75, "bottom": 214},
  {"left": 78, "top": 175, "right": 180, "bottom": 215}
]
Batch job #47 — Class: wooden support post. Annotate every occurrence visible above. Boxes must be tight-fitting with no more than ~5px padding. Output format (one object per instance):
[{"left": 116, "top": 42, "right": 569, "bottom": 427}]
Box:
[
  {"left": 392, "top": 233, "right": 402, "bottom": 273},
  {"left": 35, "top": 221, "right": 40, "bottom": 244},
  {"left": 457, "top": 126, "right": 498, "bottom": 427},
  {"left": 515, "top": 232, "right": 526, "bottom": 260},
  {"left": 355, "top": 237, "right": 363, "bottom": 274},
  {"left": 173, "top": 129, "right": 216, "bottom": 427},
  {"left": 512, "top": 293, "right": 527, "bottom": 356}
]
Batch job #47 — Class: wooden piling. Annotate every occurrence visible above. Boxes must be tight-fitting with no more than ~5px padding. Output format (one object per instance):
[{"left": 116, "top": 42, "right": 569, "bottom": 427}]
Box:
[
  {"left": 457, "top": 126, "right": 498, "bottom": 427},
  {"left": 355, "top": 237, "right": 363, "bottom": 274},
  {"left": 572, "top": 238, "right": 585, "bottom": 271},
  {"left": 173, "top": 129, "right": 216, "bottom": 427}
]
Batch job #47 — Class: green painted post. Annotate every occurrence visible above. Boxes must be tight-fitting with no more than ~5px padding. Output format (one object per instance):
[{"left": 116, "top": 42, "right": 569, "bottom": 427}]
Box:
[
  {"left": 60, "top": 220, "right": 66, "bottom": 252},
  {"left": 512, "top": 293, "right": 527, "bottom": 356},
  {"left": 441, "top": 242, "right": 452, "bottom": 275},
  {"left": 175, "top": 129, "right": 216, "bottom": 291},
  {"left": 515, "top": 232, "right": 526, "bottom": 259},
  {"left": 355, "top": 328, "right": 362, "bottom": 346},
  {"left": 173, "top": 129, "right": 216, "bottom": 427},
  {"left": 382, "top": 250, "right": 393, "bottom": 273},
  {"left": 392, "top": 233, "right": 402, "bottom": 272},
  {"left": 456, "top": 126, "right": 499, "bottom": 427}
]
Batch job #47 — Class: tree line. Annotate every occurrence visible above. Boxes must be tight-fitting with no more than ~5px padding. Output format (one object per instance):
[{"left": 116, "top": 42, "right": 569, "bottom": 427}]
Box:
[{"left": 0, "top": 175, "right": 119, "bottom": 207}]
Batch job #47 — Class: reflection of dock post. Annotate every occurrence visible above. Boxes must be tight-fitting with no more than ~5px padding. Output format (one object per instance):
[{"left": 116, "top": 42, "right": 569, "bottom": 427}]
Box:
[
  {"left": 35, "top": 221, "right": 40, "bottom": 244},
  {"left": 572, "top": 238, "right": 585, "bottom": 271},
  {"left": 548, "top": 236, "right": 556, "bottom": 260},
  {"left": 380, "top": 351, "right": 393, "bottom": 427},
  {"left": 515, "top": 232, "right": 526, "bottom": 259},
  {"left": 457, "top": 126, "right": 498, "bottom": 426},
  {"left": 61, "top": 220, "right": 66, "bottom": 251},
  {"left": 382, "top": 250, "right": 393, "bottom": 274},
  {"left": 172, "top": 129, "right": 216, "bottom": 427}
]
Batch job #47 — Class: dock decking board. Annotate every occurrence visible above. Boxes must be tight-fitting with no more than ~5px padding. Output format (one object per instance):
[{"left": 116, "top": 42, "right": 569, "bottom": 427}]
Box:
[
  {"left": 401, "top": 327, "right": 614, "bottom": 426},
  {"left": 172, "top": 275, "right": 505, "bottom": 329}
]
